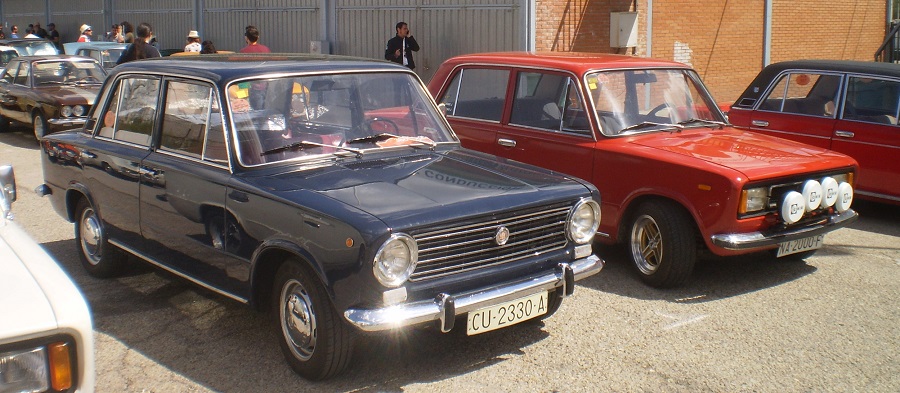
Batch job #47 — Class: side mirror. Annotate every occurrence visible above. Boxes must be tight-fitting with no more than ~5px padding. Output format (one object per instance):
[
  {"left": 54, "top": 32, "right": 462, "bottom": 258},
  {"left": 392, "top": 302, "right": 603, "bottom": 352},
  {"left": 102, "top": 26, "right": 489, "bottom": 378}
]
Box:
[{"left": 0, "top": 165, "right": 16, "bottom": 218}]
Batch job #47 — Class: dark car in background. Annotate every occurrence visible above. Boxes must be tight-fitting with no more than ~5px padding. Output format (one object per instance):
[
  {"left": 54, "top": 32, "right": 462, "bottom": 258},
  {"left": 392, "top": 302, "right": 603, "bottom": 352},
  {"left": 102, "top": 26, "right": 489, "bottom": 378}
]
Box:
[
  {"left": 37, "top": 54, "right": 604, "bottom": 380},
  {"left": 428, "top": 52, "right": 859, "bottom": 288},
  {"left": 729, "top": 60, "right": 900, "bottom": 205},
  {"left": 0, "top": 55, "right": 107, "bottom": 140}
]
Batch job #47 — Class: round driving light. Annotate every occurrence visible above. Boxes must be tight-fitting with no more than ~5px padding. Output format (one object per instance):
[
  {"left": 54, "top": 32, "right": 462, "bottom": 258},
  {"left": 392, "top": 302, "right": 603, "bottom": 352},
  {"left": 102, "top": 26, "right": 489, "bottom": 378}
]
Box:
[
  {"left": 835, "top": 182, "right": 854, "bottom": 213},
  {"left": 373, "top": 234, "right": 418, "bottom": 287},
  {"left": 801, "top": 180, "right": 823, "bottom": 211},
  {"left": 72, "top": 105, "right": 86, "bottom": 117},
  {"left": 567, "top": 199, "right": 600, "bottom": 244},
  {"left": 821, "top": 177, "right": 839, "bottom": 207},
  {"left": 60, "top": 105, "right": 73, "bottom": 117},
  {"left": 780, "top": 191, "right": 805, "bottom": 224}
]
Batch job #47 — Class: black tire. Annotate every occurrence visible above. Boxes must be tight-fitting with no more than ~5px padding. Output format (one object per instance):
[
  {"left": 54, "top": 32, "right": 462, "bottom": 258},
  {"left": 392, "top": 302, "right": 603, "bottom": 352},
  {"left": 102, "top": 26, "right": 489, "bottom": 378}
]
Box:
[
  {"left": 628, "top": 200, "right": 697, "bottom": 288},
  {"left": 272, "top": 259, "right": 354, "bottom": 380},
  {"left": 33, "top": 111, "right": 48, "bottom": 141},
  {"left": 74, "top": 197, "right": 127, "bottom": 277},
  {"left": 0, "top": 114, "right": 10, "bottom": 133}
]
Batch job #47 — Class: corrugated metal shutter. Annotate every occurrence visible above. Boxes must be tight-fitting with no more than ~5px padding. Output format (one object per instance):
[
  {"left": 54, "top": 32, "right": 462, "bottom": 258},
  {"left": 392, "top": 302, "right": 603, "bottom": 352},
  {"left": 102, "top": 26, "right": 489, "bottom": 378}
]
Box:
[
  {"left": 112, "top": 0, "right": 193, "bottom": 53},
  {"left": 335, "top": 0, "right": 522, "bottom": 81},
  {"left": 203, "top": 0, "right": 319, "bottom": 53}
]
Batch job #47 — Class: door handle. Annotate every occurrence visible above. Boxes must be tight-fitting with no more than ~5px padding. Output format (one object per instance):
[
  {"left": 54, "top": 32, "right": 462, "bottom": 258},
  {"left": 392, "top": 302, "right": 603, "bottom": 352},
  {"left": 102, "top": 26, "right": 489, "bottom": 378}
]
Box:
[
  {"left": 751, "top": 120, "right": 769, "bottom": 127},
  {"left": 497, "top": 138, "right": 516, "bottom": 147},
  {"left": 834, "top": 130, "right": 855, "bottom": 138},
  {"left": 228, "top": 190, "right": 249, "bottom": 203}
]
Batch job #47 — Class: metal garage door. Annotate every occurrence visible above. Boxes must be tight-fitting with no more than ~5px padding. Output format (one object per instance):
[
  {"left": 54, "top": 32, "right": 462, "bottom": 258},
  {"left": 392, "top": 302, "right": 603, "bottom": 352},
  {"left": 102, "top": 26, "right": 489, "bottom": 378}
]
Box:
[{"left": 334, "top": 0, "right": 524, "bottom": 82}]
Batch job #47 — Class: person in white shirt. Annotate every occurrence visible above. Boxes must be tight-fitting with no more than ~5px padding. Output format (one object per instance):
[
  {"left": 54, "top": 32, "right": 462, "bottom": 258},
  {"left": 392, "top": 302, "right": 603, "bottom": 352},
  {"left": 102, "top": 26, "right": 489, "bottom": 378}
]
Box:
[{"left": 184, "top": 30, "right": 202, "bottom": 52}]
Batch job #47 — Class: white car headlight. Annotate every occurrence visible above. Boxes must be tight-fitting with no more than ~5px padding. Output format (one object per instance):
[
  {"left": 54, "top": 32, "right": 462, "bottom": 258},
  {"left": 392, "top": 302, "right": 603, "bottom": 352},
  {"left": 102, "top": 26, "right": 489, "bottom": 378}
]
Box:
[
  {"left": 740, "top": 186, "right": 768, "bottom": 214},
  {"left": 0, "top": 342, "right": 73, "bottom": 392},
  {"left": 373, "top": 233, "right": 417, "bottom": 287},
  {"left": 567, "top": 199, "right": 600, "bottom": 244},
  {"left": 60, "top": 105, "right": 73, "bottom": 117},
  {"left": 820, "top": 176, "right": 840, "bottom": 207},
  {"left": 72, "top": 105, "right": 87, "bottom": 117}
]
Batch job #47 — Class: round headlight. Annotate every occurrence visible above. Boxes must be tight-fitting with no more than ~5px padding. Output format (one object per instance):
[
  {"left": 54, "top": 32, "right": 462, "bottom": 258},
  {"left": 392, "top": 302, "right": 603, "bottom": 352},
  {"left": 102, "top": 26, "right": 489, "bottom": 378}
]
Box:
[
  {"left": 781, "top": 191, "right": 805, "bottom": 224},
  {"left": 801, "top": 179, "right": 823, "bottom": 212},
  {"left": 60, "top": 105, "right": 73, "bottom": 117},
  {"left": 72, "top": 105, "right": 86, "bottom": 117},
  {"left": 567, "top": 199, "right": 600, "bottom": 244},
  {"left": 373, "top": 234, "right": 418, "bottom": 287},
  {"left": 820, "top": 177, "right": 839, "bottom": 207},
  {"left": 835, "top": 182, "right": 854, "bottom": 213}
]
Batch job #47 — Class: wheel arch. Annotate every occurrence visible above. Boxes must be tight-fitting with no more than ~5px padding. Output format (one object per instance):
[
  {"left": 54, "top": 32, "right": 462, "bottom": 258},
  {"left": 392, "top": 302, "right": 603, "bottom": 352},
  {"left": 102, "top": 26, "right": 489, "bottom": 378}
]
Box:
[
  {"left": 64, "top": 185, "right": 93, "bottom": 223},
  {"left": 249, "top": 241, "right": 330, "bottom": 312},
  {"left": 617, "top": 193, "right": 703, "bottom": 247}
]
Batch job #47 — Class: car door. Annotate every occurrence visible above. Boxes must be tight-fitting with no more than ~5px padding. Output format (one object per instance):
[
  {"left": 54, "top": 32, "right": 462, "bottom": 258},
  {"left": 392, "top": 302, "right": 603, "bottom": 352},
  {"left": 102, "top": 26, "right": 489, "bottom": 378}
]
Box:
[
  {"left": 137, "top": 78, "right": 243, "bottom": 295},
  {"left": 494, "top": 70, "right": 596, "bottom": 182},
  {"left": 742, "top": 71, "right": 842, "bottom": 149},
  {"left": 832, "top": 75, "right": 900, "bottom": 201},
  {"left": 83, "top": 75, "right": 157, "bottom": 244},
  {"left": 0, "top": 60, "right": 31, "bottom": 124},
  {"left": 436, "top": 67, "right": 511, "bottom": 155}
]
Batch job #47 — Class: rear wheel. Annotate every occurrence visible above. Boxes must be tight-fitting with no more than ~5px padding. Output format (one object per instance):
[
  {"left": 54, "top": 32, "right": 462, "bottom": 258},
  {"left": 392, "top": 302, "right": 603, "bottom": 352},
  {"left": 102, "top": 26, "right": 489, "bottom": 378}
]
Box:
[
  {"left": 628, "top": 200, "right": 697, "bottom": 288},
  {"left": 272, "top": 259, "right": 353, "bottom": 380},
  {"left": 0, "top": 114, "right": 10, "bottom": 132},
  {"left": 74, "top": 197, "right": 127, "bottom": 277},
  {"left": 33, "top": 111, "right": 48, "bottom": 141}
]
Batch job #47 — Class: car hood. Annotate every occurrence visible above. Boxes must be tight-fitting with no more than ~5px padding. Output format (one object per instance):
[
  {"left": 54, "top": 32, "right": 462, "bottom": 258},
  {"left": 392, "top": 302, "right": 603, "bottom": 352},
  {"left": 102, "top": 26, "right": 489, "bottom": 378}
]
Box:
[
  {"left": 251, "top": 149, "right": 591, "bottom": 226},
  {"left": 36, "top": 84, "right": 102, "bottom": 104},
  {"left": 0, "top": 222, "right": 60, "bottom": 339},
  {"left": 629, "top": 127, "right": 855, "bottom": 179}
]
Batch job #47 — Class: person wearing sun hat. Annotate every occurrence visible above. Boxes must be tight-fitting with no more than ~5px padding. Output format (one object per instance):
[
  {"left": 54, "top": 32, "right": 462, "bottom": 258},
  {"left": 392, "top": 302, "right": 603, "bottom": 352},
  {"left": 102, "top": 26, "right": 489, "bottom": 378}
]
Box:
[
  {"left": 184, "top": 30, "right": 202, "bottom": 52},
  {"left": 77, "top": 24, "right": 92, "bottom": 42}
]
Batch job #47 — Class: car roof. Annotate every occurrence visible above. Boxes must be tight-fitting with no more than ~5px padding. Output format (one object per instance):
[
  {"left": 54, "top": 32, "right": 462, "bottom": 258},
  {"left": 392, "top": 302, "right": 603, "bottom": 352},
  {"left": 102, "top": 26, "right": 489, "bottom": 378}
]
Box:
[
  {"left": 0, "top": 38, "right": 53, "bottom": 45},
  {"left": 110, "top": 53, "right": 411, "bottom": 84},
  {"left": 735, "top": 59, "right": 900, "bottom": 105},
  {"left": 440, "top": 51, "right": 691, "bottom": 74},
  {"left": 12, "top": 54, "right": 97, "bottom": 62}
]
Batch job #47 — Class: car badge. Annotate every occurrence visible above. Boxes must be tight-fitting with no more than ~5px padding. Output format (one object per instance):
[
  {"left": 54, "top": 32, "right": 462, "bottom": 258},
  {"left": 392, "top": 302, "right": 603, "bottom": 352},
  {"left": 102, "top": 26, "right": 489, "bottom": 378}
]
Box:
[{"left": 494, "top": 226, "right": 510, "bottom": 246}]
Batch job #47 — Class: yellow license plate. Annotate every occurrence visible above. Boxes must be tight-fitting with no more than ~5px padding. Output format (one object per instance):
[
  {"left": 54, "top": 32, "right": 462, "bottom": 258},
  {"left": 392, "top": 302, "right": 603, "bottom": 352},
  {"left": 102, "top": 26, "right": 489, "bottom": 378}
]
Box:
[{"left": 466, "top": 291, "right": 549, "bottom": 336}]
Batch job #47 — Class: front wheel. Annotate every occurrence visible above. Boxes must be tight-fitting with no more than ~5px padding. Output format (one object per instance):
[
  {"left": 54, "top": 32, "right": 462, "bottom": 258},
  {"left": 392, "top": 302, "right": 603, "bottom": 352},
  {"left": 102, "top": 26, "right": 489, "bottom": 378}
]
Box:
[
  {"left": 628, "top": 200, "right": 697, "bottom": 288},
  {"left": 272, "top": 259, "right": 354, "bottom": 380},
  {"left": 33, "top": 112, "right": 48, "bottom": 141},
  {"left": 74, "top": 197, "right": 127, "bottom": 277}
]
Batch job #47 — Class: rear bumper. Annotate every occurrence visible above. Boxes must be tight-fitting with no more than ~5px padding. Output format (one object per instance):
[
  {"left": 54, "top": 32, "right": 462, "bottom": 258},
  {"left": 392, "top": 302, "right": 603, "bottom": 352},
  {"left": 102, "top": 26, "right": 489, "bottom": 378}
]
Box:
[
  {"left": 343, "top": 254, "right": 603, "bottom": 333},
  {"left": 710, "top": 209, "right": 858, "bottom": 251}
]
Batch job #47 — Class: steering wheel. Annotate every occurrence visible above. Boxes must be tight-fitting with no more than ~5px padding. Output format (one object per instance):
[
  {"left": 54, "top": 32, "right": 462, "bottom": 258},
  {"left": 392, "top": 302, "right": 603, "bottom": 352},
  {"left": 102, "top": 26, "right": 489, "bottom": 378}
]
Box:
[
  {"left": 365, "top": 117, "right": 400, "bottom": 134},
  {"left": 646, "top": 103, "right": 671, "bottom": 118}
]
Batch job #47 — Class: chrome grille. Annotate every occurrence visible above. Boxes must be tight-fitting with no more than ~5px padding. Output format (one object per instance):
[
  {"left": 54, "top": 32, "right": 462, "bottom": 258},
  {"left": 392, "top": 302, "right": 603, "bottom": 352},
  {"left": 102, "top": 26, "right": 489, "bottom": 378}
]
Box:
[{"left": 409, "top": 203, "right": 571, "bottom": 281}]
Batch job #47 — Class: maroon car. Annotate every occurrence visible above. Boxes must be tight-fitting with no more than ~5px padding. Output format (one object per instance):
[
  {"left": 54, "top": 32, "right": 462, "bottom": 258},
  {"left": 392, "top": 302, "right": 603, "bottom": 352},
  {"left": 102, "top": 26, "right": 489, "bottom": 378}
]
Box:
[
  {"left": 729, "top": 60, "right": 900, "bottom": 205},
  {"left": 428, "top": 52, "right": 860, "bottom": 287},
  {"left": 0, "top": 55, "right": 107, "bottom": 140}
]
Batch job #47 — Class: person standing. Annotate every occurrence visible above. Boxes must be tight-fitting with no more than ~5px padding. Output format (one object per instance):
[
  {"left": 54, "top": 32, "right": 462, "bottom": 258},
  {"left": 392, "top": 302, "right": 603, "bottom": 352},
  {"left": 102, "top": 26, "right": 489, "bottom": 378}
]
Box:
[
  {"left": 33, "top": 22, "right": 48, "bottom": 38},
  {"left": 77, "top": 24, "right": 92, "bottom": 42},
  {"left": 122, "top": 22, "right": 135, "bottom": 44},
  {"left": 184, "top": 30, "right": 202, "bottom": 52},
  {"left": 239, "top": 25, "right": 270, "bottom": 53},
  {"left": 47, "top": 23, "right": 62, "bottom": 52},
  {"left": 384, "top": 22, "right": 419, "bottom": 70},
  {"left": 116, "top": 22, "right": 161, "bottom": 64},
  {"left": 9, "top": 26, "right": 19, "bottom": 38}
]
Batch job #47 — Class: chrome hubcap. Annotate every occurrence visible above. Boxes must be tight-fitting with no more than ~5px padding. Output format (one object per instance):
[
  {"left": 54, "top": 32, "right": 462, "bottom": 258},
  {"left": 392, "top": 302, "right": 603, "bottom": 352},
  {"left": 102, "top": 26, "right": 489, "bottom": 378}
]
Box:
[
  {"left": 34, "top": 117, "right": 44, "bottom": 140},
  {"left": 631, "top": 215, "right": 663, "bottom": 275},
  {"left": 80, "top": 208, "right": 103, "bottom": 265},
  {"left": 280, "top": 279, "right": 316, "bottom": 360}
]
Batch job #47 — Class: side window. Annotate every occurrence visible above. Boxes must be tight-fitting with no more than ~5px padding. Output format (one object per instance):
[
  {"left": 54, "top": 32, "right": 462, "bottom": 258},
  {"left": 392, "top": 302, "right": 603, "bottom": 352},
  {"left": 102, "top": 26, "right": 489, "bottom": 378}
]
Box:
[
  {"left": 160, "top": 81, "right": 212, "bottom": 159},
  {"left": 14, "top": 62, "right": 30, "bottom": 85},
  {"left": 562, "top": 78, "right": 592, "bottom": 134},
  {"left": 113, "top": 77, "right": 160, "bottom": 146},
  {"left": 440, "top": 68, "right": 509, "bottom": 122},
  {"left": 759, "top": 73, "right": 841, "bottom": 117},
  {"left": 843, "top": 77, "right": 900, "bottom": 125},
  {"left": 510, "top": 72, "right": 567, "bottom": 131}
]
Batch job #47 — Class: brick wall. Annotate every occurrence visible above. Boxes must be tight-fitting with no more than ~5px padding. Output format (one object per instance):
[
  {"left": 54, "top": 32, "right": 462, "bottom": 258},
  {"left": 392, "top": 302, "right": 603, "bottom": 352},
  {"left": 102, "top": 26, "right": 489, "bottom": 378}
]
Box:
[{"left": 535, "top": 0, "right": 887, "bottom": 104}]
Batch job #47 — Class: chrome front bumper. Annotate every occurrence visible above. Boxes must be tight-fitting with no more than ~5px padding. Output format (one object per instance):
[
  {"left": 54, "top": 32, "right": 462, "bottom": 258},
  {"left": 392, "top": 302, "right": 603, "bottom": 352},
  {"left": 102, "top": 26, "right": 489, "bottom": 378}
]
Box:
[
  {"left": 48, "top": 117, "right": 87, "bottom": 127},
  {"left": 710, "top": 209, "right": 858, "bottom": 251},
  {"left": 344, "top": 254, "right": 603, "bottom": 333}
]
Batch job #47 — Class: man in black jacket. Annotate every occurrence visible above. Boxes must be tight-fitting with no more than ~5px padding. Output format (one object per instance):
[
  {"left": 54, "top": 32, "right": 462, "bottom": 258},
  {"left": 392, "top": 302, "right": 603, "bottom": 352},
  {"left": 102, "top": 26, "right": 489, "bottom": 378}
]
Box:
[{"left": 384, "top": 22, "right": 419, "bottom": 70}]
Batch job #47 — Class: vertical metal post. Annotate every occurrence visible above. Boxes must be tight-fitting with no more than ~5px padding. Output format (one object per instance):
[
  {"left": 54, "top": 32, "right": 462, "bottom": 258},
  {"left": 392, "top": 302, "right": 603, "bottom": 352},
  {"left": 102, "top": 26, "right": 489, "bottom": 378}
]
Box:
[{"left": 763, "top": 0, "right": 772, "bottom": 67}]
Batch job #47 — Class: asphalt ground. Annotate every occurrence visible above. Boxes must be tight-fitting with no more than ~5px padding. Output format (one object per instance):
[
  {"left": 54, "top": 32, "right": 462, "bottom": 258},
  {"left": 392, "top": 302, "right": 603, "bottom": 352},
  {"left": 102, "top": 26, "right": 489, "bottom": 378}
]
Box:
[{"left": 2, "top": 126, "right": 898, "bottom": 392}]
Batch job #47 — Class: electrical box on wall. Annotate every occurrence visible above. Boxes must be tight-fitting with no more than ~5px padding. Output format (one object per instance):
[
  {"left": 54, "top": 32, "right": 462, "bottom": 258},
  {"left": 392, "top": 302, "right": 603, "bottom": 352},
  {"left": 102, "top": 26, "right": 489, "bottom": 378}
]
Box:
[{"left": 610, "top": 12, "right": 638, "bottom": 48}]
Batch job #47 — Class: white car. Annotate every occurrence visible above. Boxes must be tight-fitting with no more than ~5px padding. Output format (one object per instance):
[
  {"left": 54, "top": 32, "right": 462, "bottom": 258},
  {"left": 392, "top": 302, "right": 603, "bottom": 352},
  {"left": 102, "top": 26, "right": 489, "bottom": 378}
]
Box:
[{"left": 0, "top": 165, "right": 95, "bottom": 393}]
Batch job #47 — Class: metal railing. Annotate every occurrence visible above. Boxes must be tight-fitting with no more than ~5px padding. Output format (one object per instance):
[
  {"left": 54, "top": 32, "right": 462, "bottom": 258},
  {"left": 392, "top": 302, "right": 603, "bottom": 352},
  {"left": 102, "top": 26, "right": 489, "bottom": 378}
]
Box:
[{"left": 875, "top": 19, "right": 900, "bottom": 62}]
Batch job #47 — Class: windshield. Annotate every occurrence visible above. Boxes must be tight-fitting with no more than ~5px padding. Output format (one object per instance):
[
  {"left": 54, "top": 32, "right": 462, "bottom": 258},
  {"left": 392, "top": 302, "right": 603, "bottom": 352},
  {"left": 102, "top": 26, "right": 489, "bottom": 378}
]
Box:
[
  {"left": 228, "top": 72, "right": 456, "bottom": 166},
  {"left": 33, "top": 60, "right": 106, "bottom": 85},
  {"left": 586, "top": 69, "right": 725, "bottom": 135},
  {"left": 15, "top": 41, "right": 58, "bottom": 56}
]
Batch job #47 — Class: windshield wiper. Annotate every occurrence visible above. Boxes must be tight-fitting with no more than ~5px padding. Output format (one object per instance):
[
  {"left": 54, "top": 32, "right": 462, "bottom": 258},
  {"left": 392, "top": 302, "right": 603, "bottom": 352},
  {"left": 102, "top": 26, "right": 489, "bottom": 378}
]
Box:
[
  {"left": 677, "top": 118, "right": 726, "bottom": 129},
  {"left": 261, "top": 140, "right": 362, "bottom": 157},
  {"left": 618, "top": 121, "right": 683, "bottom": 134},
  {"left": 346, "top": 133, "right": 436, "bottom": 149}
]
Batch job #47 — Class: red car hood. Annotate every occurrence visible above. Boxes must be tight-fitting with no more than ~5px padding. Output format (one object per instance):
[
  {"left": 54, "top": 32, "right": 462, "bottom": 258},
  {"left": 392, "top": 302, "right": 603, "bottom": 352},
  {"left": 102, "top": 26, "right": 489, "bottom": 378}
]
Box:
[
  {"left": 37, "top": 85, "right": 101, "bottom": 104},
  {"left": 629, "top": 127, "right": 856, "bottom": 180}
]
